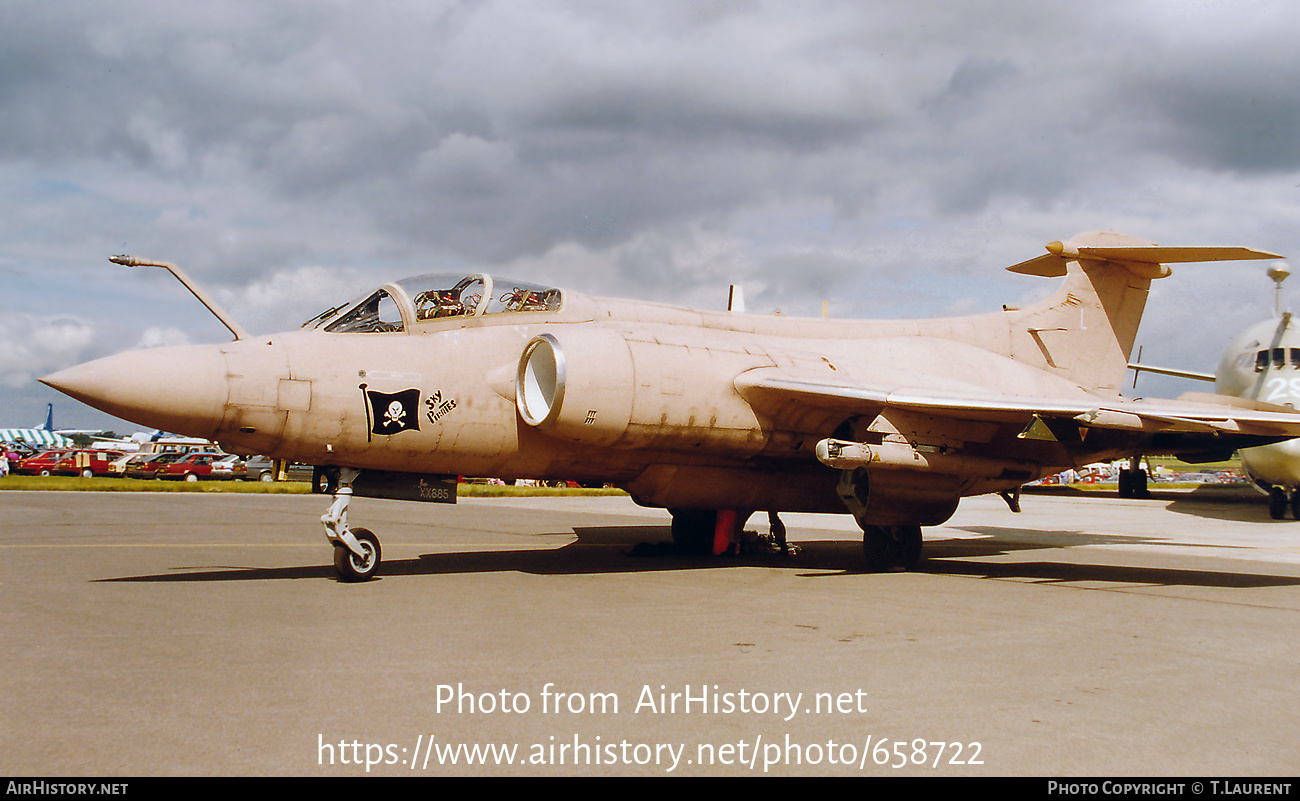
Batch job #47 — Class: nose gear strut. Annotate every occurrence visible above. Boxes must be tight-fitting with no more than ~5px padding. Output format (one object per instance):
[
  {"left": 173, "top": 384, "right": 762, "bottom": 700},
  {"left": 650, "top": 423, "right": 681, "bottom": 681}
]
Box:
[{"left": 321, "top": 467, "right": 382, "bottom": 581}]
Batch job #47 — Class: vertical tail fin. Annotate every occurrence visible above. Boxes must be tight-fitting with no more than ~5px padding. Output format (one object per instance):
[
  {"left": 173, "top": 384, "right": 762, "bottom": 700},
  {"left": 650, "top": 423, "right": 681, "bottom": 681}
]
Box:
[{"left": 1004, "top": 233, "right": 1279, "bottom": 394}]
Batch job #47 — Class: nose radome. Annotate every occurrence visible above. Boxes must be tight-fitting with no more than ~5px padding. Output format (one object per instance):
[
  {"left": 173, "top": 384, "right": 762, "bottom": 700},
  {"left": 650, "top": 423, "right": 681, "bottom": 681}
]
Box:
[{"left": 40, "top": 344, "right": 228, "bottom": 439}]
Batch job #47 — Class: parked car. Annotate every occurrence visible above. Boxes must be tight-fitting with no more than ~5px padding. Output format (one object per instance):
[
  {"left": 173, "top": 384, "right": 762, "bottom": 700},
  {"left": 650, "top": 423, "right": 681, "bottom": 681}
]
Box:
[
  {"left": 109, "top": 443, "right": 221, "bottom": 476},
  {"left": 157, "top": 452, "right": 235, "bottom": 481},
  {"left": 208, "top": 454, "right": 247, "bottom": 480},
  {"left": 124, "top": 451, "right": 194, "bottom": 480},
  {"left": 14, "top": 449, "right": 72, "bottom": 476},
  {"left": 53, "top": 449, "right": 126, "bottom": 477},
  {"left": 107, "top": 451, "right": 142, "bottom": 476},
  {"left": 243, "top": 456, "right": 315, "bottom": 482}
]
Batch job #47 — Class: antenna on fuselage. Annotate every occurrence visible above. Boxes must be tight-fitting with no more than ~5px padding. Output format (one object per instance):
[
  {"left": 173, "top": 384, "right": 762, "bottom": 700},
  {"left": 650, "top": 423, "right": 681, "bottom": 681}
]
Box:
[
  {"left": 728, "top": 284, "right": 745, "bottom": 313},
  {"left": 1268, "top": 261, "right": 1291, "bottom": 318}
]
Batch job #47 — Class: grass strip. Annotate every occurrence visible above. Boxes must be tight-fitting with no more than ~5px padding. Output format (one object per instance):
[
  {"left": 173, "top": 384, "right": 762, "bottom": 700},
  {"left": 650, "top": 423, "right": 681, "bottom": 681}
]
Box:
[{"left": 0, "top": 475, "right": 625, "bottom": 497}]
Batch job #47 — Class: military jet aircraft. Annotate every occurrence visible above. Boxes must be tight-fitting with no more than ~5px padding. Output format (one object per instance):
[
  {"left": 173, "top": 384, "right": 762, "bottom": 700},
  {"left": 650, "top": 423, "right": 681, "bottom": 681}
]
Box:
[
  {"left": 1132, "top": 263, "right": 1300, "bottom": 518},
  {"left": 40, "top": 232, "right": 1300, "bottom": 581}
]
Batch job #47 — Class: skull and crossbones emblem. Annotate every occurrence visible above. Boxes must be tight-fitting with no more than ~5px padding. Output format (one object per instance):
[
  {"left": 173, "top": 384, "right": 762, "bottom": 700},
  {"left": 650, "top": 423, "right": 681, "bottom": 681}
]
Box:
[{"left": 383, "top": 400, "right": 406, "bottom": 428}]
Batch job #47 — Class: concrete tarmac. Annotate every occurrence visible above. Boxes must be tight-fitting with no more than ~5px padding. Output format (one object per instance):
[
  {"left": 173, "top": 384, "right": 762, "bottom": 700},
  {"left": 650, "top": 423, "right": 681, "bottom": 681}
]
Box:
[{"left": 1, "top": 489, "right": 1298, "bottom": 776}]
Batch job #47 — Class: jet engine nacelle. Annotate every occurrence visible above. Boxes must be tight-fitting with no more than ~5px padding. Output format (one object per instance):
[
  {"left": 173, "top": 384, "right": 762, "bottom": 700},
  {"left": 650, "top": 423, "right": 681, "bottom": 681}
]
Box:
[
  {"left": 515, "top": 329, "right": 770, "bottom": 453},
  {"left": 516, "top": 331, "right": 635, "bottom": 447},
  {"left": 836, "top": 466, "right": 961, "bottom": 527}
]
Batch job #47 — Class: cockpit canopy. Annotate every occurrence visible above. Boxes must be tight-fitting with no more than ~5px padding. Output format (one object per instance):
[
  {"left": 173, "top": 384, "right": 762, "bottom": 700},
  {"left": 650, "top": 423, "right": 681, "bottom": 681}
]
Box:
[{"left": 303, "top": 274, "right": 563, "bottom": 334}]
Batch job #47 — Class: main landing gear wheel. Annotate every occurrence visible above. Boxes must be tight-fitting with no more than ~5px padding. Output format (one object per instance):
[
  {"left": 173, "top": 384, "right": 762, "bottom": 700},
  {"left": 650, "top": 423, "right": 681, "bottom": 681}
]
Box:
[
  {"left": 861, "top": 524, "right": 923, "bottom": 572},
  {"left": 668, "top": 509, "right": 752, "bottom": 555},
  {"left": 670, "top": 509, "right": 716, "bottom": 555},
  {"left": 1117, "top": 468, "right": 1150, "bottom": 499},
  {"left": 1269, "top": 487, "right": 1289, "bottom": 520},
  {"left": 333, "top": 527, "right": 381, "bottom": 582}
]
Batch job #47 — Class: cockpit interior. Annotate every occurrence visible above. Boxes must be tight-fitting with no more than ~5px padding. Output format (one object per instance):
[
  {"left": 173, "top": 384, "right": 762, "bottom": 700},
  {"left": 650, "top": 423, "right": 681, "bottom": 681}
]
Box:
[{"left": 303, "top": 274, "right": 564, "bottom": 334}]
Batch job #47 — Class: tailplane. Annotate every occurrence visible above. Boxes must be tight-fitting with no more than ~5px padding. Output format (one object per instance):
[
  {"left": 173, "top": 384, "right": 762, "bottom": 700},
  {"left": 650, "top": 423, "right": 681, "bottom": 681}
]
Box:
[{"left": 1003, "top": 232, "right": 1279, "bottom": 394}]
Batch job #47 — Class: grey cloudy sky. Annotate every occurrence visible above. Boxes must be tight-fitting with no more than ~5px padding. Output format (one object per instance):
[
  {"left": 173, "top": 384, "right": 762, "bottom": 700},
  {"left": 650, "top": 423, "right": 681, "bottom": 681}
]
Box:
[{"left": 4, "top": 0, "right": 1300, "bottom": 430}]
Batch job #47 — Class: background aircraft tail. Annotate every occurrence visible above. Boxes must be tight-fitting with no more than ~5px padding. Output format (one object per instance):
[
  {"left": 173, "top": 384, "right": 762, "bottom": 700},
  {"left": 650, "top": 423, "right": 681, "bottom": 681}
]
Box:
[{"left": 1000, "top": 233, "right": 1279, "bottom": 395}]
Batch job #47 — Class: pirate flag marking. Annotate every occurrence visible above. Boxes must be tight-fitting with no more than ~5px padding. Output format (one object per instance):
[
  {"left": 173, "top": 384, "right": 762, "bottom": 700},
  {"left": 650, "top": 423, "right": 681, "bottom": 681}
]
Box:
[{"left": 363, "top": 386, "right": 421, "bottom": 436}]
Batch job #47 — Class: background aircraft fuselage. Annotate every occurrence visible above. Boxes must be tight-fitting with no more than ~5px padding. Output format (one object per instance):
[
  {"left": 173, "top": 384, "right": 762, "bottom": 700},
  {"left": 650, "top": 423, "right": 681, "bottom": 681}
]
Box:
[{"left": 1216, "top": 314, "right": 1300, "bottom": 493}]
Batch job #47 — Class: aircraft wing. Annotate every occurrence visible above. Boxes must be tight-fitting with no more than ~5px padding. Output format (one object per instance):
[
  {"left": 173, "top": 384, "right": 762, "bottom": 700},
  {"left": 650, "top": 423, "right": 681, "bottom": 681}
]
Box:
[{"left": 734, "top": 369, "right": 1300, "bottom": 439}]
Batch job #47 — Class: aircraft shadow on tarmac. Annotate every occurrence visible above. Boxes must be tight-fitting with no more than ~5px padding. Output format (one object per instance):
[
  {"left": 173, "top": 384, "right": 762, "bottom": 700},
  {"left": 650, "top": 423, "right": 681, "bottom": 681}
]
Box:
[
  {"left": 1029, "top": 487, "right": 1288, "bottom": 524},
  {"left": 1161, "top": 494, "right": 1291, "bottom": 523},
  {"left": 98, "top": 522, "right": 1300, "bottom": 589}
]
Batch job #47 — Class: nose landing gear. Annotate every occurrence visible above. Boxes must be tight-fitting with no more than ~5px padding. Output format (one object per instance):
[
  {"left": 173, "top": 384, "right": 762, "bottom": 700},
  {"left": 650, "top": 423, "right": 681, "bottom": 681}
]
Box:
[{"left": 321, "top": 467, "right": 383, "bottom": 581}]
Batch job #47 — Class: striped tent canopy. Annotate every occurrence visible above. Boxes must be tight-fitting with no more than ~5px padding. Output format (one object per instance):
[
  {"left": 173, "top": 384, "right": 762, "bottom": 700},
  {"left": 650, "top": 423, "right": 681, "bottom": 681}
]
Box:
[{"left": 0, "top": 428, "right": 75, "bottom": 448}]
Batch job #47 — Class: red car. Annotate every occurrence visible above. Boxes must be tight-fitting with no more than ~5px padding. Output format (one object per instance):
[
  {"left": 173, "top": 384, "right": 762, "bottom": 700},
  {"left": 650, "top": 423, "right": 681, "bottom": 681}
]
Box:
[
  {"left": 14, "top": 449, "right": 72, "bottom": 476},
  {"left": 124, "top": 451, "right": 192, "bottom": 480},
  {"left": 53, "top": 449, "right": 126, "bottom": 478},
  {"left": 156, "top": 452, "right": 233, "bottom": 481}
]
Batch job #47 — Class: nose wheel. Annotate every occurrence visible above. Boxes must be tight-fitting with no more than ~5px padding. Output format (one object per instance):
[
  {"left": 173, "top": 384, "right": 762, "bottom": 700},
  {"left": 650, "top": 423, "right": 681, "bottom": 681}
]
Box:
[
  {"left": 321, "top": 467, "right": 383, "bottom": 581},
  {"left": 333, "top": 527, "right": 381, "bottom": 582}
]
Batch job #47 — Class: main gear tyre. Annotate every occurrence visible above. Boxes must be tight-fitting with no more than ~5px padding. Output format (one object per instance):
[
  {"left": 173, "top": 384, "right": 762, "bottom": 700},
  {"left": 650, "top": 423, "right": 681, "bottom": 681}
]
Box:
[
  {"left": 669, "top": 509, "right": 716, "bottom": 555},
  {"left": 1270, "top": 487, "right": 1288, "bottom": 520},
  {"left": 862, "top": 524, "right": 922, "bottom": 572}
]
